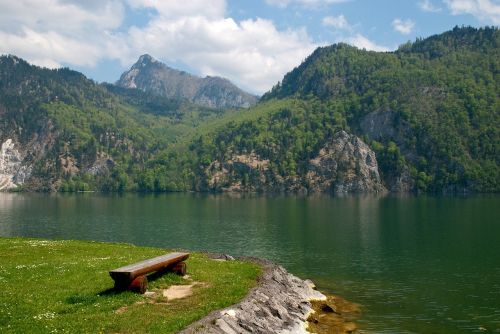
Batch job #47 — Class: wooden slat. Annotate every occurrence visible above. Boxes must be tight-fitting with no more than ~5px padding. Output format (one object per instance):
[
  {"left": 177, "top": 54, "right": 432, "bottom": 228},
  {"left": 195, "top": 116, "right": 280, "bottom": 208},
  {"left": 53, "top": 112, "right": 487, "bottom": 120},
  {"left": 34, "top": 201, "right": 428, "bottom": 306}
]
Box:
[{"left": 109, "top": 252, "right": 189, "bottom": 282}]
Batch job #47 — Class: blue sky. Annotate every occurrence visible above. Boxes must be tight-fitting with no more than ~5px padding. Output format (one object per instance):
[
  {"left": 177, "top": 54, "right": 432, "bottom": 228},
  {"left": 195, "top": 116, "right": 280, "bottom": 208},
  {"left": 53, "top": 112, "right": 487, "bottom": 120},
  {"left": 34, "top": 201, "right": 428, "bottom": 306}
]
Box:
[{"left": 0, "top": 0, "right": 498, "bottom": 94}]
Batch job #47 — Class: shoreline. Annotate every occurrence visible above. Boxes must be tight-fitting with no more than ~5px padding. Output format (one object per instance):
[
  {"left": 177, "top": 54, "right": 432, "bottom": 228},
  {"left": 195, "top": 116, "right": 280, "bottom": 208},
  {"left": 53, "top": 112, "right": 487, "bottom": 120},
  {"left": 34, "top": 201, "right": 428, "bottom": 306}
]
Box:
[{"left": 181, "top": 254, "right": 360, "bottom": 334}]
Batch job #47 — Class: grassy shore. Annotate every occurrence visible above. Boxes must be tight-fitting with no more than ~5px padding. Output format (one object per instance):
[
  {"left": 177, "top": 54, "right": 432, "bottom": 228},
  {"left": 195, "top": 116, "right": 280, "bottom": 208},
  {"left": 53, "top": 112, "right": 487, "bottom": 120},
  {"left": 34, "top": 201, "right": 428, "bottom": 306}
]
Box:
[{"left": 0, "top": 238, "right": 261, "bottom": 333}]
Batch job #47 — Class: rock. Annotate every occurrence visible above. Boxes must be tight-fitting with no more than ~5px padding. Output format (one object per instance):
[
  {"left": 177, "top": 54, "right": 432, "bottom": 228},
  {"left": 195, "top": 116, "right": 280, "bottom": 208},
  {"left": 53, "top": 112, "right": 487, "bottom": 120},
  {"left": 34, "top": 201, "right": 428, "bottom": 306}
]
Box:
[
  {"left": 207, "top": 253, "right": 236, "bottom": 261},
  {"left": 308, "top": 295, "right": 361, "bottom": 334},
  {"left": 387, "top": 166, "right": 414, "bottom": 193},
  {"left": 179, "top": 263, "right": 327, "bottom": 334},
  {"left": 0, "top": 138, "right": 31, "bottom": 190},
  {"left": 306, "top": 130, "right": 386, "bottom": 194},
  {"left": 203, "top": 130, "right": 386, "bottom": 194},
  {"left": 214, "top": 319, "right": 238, "bottom": 334},
  {"left": 220, "top": 309, "right": 237, "bottom": 318},
  {"left": 304, "top": 279, "right": 316, "bottom": 290},
  {"left": 85, "top": 152, "right": 114, "bottom": 176}
]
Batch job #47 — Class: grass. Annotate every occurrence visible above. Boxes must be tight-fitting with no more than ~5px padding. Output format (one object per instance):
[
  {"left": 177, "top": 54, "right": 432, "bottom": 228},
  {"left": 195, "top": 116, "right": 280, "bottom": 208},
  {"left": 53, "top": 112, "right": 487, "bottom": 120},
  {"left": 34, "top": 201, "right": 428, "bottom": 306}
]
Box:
[{"left": 0, "top": 238, "right": 261, "bottom": 333}]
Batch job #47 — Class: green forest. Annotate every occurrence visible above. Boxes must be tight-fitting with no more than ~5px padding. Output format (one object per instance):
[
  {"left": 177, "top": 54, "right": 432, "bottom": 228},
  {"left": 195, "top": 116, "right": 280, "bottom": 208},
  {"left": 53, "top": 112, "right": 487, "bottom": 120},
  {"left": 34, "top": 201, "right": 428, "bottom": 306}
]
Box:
[{"left": 0, "top": 26, "right": 498, "bottom": 193}]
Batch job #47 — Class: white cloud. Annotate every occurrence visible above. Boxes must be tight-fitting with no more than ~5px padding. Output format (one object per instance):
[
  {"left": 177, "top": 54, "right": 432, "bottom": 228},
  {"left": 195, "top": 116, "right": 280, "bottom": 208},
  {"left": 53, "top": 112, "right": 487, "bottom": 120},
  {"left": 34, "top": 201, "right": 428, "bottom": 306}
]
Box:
[
  {"left": 127, "top": 15, "right": 317, "bottom": 93},
  {"left": 0, "top": 28, "right": 102, "bottom": 68},
  {"left": 0, "top": 0, "right": 393, "bottom": 95},
  {"left": 0, "top": 0, "right": 125, "bottom": 68},
  {"left": 0, "top": 1, "right": 124, "bottom": 33},
  {"left": 265, "top": 0, "right": 350, "bottom": 9},
  {"left": 322, "top": 15, "right": 350, "bottom": 29},
  {"left": 0, "top": 0, "right": 320, "bottom": 94},
  {"left": 392, "top": 18, "right": 416, "bottom": 35},
  {"left": 444, "top": 0, "right": 500, "bottom": 24},
  {"left": 418, "top": 0, "right": 442, "bottom": 12},
  {"left": 347, "top": 34, "right": 390, "bottom": 52}
]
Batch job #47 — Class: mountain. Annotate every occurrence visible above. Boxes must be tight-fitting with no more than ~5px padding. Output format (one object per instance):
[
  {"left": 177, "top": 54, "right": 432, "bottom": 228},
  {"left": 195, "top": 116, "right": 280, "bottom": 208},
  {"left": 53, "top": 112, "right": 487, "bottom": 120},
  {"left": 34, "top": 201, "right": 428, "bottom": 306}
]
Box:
[
  {"left": 186, "top": 26, "right": 499, "bottom": 193},
  {"left": 1, "top": 27, "right": 498, "bottom": 194},
  {"left": 116, "top": 54, "right": 258, "bottom": 110},
  {"left": 0, "top": 55, "right": 242, "bottom": 192}
]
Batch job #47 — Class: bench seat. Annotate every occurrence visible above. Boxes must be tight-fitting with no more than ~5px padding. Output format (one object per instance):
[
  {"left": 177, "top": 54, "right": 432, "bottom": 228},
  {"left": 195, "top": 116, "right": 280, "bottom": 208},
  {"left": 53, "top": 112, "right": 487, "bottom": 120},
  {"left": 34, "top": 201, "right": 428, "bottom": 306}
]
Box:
[{"left": 109, "top": 252, "right": 189, "bottom": 293}]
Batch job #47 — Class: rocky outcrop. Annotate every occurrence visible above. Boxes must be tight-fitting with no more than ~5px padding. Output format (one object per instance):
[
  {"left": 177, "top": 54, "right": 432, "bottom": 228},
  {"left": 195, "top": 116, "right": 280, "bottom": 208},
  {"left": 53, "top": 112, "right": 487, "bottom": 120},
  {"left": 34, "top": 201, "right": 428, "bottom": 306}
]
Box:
[
  {"left": 0, "top": 127, "right": 115, "bottom": 191},
  {"left": 180, "top": 260, "right": 327, "bottom": 334},
  {"left": 204, "top": 131, "right": 386, "bottom": 194},
  {"left": 117, "top": 55, "right": 258, "bottom": 109},
  {"left": 205, "top": 153, "right": 272, "bottom": 192},
  {"left": 0, "top": 138, "right": 32, "bottom": 190},
  {"left": 306, "top": 131, "right": 386, "bottom": 194}
]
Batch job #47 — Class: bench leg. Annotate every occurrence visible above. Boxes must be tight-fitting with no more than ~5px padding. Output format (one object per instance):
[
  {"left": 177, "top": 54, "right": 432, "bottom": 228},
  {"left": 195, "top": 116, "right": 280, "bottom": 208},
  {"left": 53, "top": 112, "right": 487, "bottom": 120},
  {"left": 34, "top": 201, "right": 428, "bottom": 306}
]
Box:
[
  {"left": 172, "top": 261, "right": 187, "bottom": 276},
  {"left": 129, "top": 275, "right": 148, "bottom": 294},
  {"left": 114, "top": 275, "right": 148, "bottom": 294}
]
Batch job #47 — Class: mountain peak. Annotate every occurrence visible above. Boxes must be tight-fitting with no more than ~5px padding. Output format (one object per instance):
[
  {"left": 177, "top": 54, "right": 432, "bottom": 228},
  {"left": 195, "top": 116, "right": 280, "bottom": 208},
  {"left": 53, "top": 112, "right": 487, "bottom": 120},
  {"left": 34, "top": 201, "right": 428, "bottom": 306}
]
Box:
[
  {"left": 117, "top": 56, "right": 258, "bottom": 109},
  {"left": 134, "top": 54, "right": 158, "bottom": 68}
]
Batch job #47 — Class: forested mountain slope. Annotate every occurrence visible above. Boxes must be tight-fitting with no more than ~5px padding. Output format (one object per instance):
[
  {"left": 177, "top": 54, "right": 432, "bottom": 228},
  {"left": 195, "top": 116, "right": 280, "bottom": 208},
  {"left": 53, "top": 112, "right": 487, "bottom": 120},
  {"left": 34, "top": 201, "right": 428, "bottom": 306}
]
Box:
[
  {"left": 188, "top": 26, "right": 499, "bottom": 193},
  {"left": 0, "top": 27, "right": 498, "bottom": 194},
  {"left": 0, "top": 55, "right": 239, "bottom": 191}
]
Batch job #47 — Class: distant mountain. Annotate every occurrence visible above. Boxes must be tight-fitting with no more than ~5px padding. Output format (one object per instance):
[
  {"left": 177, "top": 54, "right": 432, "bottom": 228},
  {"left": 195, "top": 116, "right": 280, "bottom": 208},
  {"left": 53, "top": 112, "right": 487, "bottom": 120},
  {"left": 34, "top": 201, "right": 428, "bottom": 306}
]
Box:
[{"left": 117, "top": 54, "right": 258, "bottom": 109}]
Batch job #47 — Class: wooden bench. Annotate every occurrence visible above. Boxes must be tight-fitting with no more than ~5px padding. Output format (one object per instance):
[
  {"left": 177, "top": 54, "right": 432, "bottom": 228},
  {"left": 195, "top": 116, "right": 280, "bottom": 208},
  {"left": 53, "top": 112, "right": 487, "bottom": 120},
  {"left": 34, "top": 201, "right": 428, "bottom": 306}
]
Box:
[{"left": 109, "top": 252, "right": 189, "bottom": 294}]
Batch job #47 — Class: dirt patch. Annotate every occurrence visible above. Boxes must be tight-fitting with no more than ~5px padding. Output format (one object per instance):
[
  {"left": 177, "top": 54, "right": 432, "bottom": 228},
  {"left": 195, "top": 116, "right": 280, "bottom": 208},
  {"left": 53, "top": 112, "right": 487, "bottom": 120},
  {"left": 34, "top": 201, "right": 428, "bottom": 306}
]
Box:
[
  {"left": 114, "top": 280, "right": 206, "bottom": 314},
  {"left": 144, "top": 281, "right": 206, "bottom": 301},
  {"left": 162, "top": 284, "right": 194, "bottom": 300}
]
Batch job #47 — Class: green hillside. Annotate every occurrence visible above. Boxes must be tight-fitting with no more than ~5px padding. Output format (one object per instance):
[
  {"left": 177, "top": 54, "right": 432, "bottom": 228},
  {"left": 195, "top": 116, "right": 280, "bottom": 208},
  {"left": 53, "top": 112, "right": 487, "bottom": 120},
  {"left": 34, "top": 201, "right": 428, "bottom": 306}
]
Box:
[
  {"left": 188, "top": 26, "right": 499, "bottom": 193},
  {"left": 0, "top": 26, "right": 498, "bottom": 193},
  {"left": 0, "top": 55, "right": 244, "bottom": 192}
]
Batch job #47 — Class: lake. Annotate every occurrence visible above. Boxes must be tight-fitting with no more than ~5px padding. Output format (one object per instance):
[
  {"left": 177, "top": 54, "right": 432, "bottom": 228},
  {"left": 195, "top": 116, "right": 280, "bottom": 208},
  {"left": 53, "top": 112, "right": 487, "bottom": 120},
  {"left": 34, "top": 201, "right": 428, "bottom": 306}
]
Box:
[{"left": 0, "top": 193, "right": 498, "bottom": 333}]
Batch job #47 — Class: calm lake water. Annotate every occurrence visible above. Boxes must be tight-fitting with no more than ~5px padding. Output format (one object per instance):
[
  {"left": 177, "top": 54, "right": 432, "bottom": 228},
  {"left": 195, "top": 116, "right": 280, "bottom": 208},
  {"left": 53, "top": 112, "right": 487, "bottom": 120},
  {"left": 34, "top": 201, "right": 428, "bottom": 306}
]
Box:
[{"left": 0, "top": 193, "right": 499, "bottom": 333}]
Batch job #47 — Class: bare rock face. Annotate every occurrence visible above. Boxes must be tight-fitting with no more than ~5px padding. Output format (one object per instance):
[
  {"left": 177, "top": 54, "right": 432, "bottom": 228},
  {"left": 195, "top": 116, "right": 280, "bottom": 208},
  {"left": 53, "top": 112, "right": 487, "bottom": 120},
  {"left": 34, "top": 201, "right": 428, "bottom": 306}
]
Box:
[
  {"left": 0, "top": 139, "right": 32, "bottom": 190},
  {"left": 306, "top": 130, "right": 386, "bottom": 194},
  {"left": 204, "top": 131, "right": 386, "bottom": 194},
  {"left": 180, "top": 263, "right": 326, "bottom": 334},
  {"left": 205, "top": 153, "right": 272, "bottom": 192}
]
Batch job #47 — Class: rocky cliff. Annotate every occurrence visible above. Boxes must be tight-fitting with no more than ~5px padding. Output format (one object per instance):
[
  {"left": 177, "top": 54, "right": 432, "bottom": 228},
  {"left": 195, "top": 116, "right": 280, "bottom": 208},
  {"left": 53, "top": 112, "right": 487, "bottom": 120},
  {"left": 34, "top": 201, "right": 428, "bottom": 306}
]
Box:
[
  {"left": 203, "top": 130, "right": 386, "bottom": 194},
  {"left": 0, "top": 121, "right": 59, "bottom": 191},
  {"left": 117, "top": 55, "right": 258, "bottom": 109},
  {"left": 0, "top": 129, "right": 115, "bottom": 192},
  {"left": 0, "top": 139, "right": 30, "bottom": 190}
]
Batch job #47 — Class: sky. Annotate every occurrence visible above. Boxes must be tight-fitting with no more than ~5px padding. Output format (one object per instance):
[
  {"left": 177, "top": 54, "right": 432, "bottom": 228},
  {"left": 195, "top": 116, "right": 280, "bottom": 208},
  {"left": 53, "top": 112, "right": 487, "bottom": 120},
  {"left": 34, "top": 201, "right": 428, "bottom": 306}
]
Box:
[{"left": 0, "top": 0, "right": 498, "bottom": 94}]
